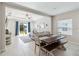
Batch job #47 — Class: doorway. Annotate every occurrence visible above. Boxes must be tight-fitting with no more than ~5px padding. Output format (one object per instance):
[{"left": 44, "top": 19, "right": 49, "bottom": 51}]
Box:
[{"left": 19, "top": 21, "right": 31, "bottom": 36}]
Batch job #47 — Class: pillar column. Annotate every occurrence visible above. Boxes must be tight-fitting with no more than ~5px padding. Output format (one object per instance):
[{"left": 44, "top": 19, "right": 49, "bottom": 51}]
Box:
[{"left": 50, "top": 16, "right": 54, "bottom": 34}]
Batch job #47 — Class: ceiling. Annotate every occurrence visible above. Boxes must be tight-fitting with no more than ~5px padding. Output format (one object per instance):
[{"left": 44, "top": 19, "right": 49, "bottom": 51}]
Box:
[
  {"left": 15, "top": 2, "right": 79, "bottom": 16},
  {"left": 6, "top": 7, "right": 46, "bottom": 21}
]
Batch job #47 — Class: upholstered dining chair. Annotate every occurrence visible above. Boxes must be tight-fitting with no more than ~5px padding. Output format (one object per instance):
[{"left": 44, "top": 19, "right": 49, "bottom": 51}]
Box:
[{"left": 31, "top": 33, "right": 46, "bottom": 55}]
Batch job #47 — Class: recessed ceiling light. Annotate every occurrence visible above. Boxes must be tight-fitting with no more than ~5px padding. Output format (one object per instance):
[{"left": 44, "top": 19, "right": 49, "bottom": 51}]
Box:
[{"left": 53, "top": 8, "right": 56, "bottom": 9}]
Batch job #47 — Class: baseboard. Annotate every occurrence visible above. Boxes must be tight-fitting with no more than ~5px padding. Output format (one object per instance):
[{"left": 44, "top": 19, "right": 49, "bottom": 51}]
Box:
[{"left": 69, "top": 41, "right": 79, "bottom": 46}]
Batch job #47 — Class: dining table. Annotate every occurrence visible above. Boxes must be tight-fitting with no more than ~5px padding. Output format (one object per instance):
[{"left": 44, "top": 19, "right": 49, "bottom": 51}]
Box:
[
  {"left": 39, "top": 35, "right": 65, "bottom": 44},
  {"left": 39, "top": 35, "right": 67, "bottom": 50}
]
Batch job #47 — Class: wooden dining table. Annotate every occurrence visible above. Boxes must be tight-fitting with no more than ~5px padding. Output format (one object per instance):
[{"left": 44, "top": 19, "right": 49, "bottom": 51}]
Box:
[
  {"left": 39, "top": 35, "right": 65, "bottom": 44},
  {"left": 39, "top": 35, "right": 67, "bottom": 50}
]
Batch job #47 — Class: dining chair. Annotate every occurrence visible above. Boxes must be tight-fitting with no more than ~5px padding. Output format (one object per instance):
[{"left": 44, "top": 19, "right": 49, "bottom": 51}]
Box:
[{"left": 31, "top": 33, "right": 46, "bottom": 55}]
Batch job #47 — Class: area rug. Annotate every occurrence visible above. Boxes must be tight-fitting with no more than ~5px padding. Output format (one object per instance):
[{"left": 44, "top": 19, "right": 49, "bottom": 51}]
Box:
[{"left": 19, "top": 34, "right": 33, "bottom": 43}]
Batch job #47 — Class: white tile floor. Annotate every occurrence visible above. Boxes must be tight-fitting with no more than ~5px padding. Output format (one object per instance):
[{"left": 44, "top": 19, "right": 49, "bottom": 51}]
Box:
[
  {"left": 0, "top": 36, "right": 79, "bottom": 56},
  {"left": 0, "top": 37, "right": 36, "bottom": 56}
]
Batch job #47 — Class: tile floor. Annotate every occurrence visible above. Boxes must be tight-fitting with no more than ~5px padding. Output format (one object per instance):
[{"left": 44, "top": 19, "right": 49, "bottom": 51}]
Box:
[{"left": 0, "top": 36, "right": 79, "bottom": 56}]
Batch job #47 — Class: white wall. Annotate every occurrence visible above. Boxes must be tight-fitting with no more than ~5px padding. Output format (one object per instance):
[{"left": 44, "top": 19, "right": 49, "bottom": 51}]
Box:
[
  {"left": 30, "top": 15, "right": 52, "bottom": 33},
  {"left": 6, "top": 7, "right": 52, "bottom": 35},
  {"left": 0, "top": 3, "right": 5, "bottom": 53},
  {"left": 52, "top": 9, "right": 79, "bottom": 43},
  {"left": 7, "top": 19, "right": 16, "bottom": 37}
]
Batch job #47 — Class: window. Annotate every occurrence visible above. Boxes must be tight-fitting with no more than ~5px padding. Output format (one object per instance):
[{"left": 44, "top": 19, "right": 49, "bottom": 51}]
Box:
[{"left": 57, "top": 19, "right": 72, "bottom": 35}]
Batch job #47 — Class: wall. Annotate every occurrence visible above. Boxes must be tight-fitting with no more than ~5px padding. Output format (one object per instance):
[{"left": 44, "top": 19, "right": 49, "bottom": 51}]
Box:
[
  {"left": 7, "top": 16, "right": 52, "bottom": 36},
  {"left": 7, "top": 19, "right": 16, "bottom": 37},
  {"left": 0, "top": 3, "right": 5, "bottom": 53},
  {"left": 52, "top": 9, "right": 79, "bottom": 43},
  {"left": 30, "top": 15, "right": 52, "bottom": 33},
  {"left": 6, "top": 7, "right": 52, "bottom": 35}
]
